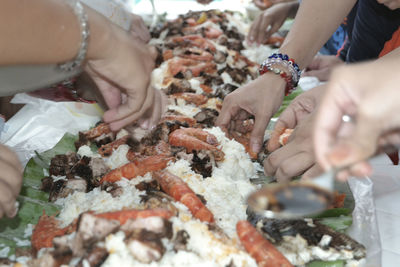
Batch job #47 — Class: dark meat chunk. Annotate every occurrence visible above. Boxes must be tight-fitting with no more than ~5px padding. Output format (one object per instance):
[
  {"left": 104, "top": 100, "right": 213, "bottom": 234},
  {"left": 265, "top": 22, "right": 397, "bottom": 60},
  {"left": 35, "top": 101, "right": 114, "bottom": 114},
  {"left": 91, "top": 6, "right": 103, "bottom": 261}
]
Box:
[
  {"left": 125, "top": 230, "right": 166, "bottom": 263},
  {"left": 191, "top": 151, "right": 213, "bottom": 178},
  {"left": 225, "top": 27, "right": 245, "bottom": 41},
  {"left": 135, "top": 180, "right": 160, "bottom": 192},
  {"left": 164, "top": 79, "right": 194, "bottom": 95},
  {"left": 49, "top": 153, "right": 78, "bottom": 176},
  {"left": 173, "top": 230, "right": 190, "bottom": 252},
  {"left": 71, "top": 156, "right": 92, "bottom": 181},
  {"left": 49, "top": 180, "right": 66, "bottom": 202},
  {"left": 215, "top": 84, "right": 238, "bottom": 99},
  {"left": 194, "top": 108, "right": 219, "bottom": 128},
  {"left": 50, "top": 178, "right": 87, "bottom": 201},
  {"left": 0, "top": 258, "right": 15, "bottom": 265},
  {"left": 41, "top": 176, "right": 53, "bottom": 192},
  {"left": 78, "top": 247, "right": 108, "bottom": 267},
  {"left": 217, "top": 35, "right": 228, "bottom": 46},
  {"left": 102, "top": 183, "right": 124, "bottom": 197},
  {"left": 121, "top": 217, "right": 173, "bottom": 239},
  {"left": 75, "top": 132, "right": 90, "bottom": 150},
  {"left": 226, "top": 67, "right": 248, "bottom": 84},
  {"left": 72, "top": 213, "right": 120, "bottom": 257},
  {"left": 201, "top": 73, "right": 224, "bottom": 88}
]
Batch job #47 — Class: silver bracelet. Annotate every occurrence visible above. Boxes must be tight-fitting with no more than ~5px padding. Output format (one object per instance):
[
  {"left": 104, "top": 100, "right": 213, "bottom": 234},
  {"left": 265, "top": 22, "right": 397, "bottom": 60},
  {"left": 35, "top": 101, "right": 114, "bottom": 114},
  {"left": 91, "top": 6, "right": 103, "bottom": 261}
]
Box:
[{"left": 58, "top": 0, "right": 90, "bottom": 72}]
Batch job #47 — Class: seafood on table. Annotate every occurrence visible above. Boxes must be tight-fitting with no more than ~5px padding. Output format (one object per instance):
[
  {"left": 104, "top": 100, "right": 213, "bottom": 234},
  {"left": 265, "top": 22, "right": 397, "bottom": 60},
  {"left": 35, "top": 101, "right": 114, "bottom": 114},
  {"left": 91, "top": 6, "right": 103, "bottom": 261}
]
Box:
[{"left": 10, "top": 9, "right": 365, "bottom": 267}]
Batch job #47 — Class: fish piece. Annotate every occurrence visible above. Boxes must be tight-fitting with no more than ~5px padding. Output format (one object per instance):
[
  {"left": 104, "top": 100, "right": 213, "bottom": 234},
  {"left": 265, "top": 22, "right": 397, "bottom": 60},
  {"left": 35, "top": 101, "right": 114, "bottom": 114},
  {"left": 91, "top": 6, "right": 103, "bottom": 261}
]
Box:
[
  {"left": 98, "top": 135, "right": 129, "bottom": 157},
  {"left": 99, "top": 155, "right": 173, "bottom": 184},
  {"left": 237, "top": 220, "right": 293, "bottom": 267},
  {"left": 153, "top": 170, "right": 214, "bottom": 223},
  {"left": 169, "top": 127, "right": 224, "bottom": 161},
  {"left": 94, "top": 208, "right": 174, "bottom": 225},
  {"left": 83, "top": 123, "right": 112, "bottom": 140}
]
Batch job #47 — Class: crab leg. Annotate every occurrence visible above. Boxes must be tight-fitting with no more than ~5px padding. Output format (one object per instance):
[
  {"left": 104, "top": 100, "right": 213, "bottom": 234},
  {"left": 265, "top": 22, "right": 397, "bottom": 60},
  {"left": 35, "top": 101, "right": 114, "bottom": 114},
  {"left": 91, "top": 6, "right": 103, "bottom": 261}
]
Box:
[
  {"left": 100, "top": 155, "right": 173, "bottom": 184},
  {"left": 169, "top": 128, "right": 224, "bottom": 161},
  {"left": 94, "top": 208, "right": 173, "bottom": 225},
  {"left": 153, "top": 170, "right": 214, "bottom": 223},
  {"left": 237, "top": 220, "right": 293, "bottom": 267}
]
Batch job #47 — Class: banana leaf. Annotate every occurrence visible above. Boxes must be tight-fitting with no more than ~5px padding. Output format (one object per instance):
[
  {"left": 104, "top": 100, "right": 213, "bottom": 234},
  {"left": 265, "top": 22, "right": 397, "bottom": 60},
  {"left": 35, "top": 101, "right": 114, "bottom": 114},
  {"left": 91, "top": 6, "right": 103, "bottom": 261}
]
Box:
[{"left": 0, "top": 133, "right": 77, "bottom": 257}]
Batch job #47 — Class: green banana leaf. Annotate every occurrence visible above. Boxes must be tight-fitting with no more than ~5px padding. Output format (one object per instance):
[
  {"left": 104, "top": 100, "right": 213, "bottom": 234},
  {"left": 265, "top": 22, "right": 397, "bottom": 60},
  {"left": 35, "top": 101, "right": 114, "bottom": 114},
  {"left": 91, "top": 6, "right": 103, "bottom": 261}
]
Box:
[{"left": 0, "top": 133, "right": 77, "bottom": 257}]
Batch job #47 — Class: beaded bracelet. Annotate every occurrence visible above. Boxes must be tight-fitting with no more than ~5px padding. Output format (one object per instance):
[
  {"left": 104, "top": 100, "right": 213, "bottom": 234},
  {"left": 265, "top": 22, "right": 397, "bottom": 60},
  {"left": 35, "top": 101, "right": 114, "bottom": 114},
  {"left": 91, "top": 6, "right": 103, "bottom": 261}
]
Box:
[
  {"left": 259, "top": 53, "right": 301, "bottom": 89},
  {"left": 58, "top": 0, "right": 89, "bottom": 72},
  {"left": 259, "top": 64, "right": 296, "bottom": 96}
]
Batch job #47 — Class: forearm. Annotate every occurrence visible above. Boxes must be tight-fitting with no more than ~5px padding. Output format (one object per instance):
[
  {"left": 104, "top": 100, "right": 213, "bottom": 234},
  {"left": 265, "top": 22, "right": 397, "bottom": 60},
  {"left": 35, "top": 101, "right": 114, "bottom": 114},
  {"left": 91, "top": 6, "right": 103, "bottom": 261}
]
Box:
[
  {"left": 0, "top": 0, "right": 112, "bottom": 65},
  {"left": 280, "top": 0, "right": 356, "bottom": 69}
]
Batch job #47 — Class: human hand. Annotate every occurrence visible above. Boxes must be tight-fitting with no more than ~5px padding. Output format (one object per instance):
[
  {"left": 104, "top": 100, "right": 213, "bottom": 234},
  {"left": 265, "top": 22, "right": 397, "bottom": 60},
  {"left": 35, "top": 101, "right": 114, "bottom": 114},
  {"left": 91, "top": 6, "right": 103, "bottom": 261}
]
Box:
[
  {"left": 376, "top": 0, "right": 400, "bottom": 10},
  {"left": 314, "top": 60, "right": 400, "bottom": 180},
  {"left": 129, "top": 14, "right": 151, "bottom": 44},
  {"left": 302, "top": 55, "right": 344, "bottom": 82},
  {"left": 268, "top": 85, "right": 326, "bottom": 152},
  {"left": 264, "top": 112, "right": 323, "bottom": 182},
  {"left": 216, "top": 73, "right": 286, "bottom": 154},
  {"left": 196, "top": 0, "right": 214, "bottom": 4},
  {"left": 85, "top": 16, "right": 160, "bottom": 131},
  {"left": 248, "top": 2, "right": 294, "bottom": 45},
  {"left": 0, "top": 144, "right": 22, "bottom": 218}
]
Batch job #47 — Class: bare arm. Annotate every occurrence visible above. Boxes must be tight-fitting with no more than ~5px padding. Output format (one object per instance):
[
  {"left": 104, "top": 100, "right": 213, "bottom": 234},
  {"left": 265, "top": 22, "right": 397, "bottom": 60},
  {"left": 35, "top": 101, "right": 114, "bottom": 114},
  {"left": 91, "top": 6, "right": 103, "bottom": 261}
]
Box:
[
  {"left": 280, "top": 0, "right": 357, "bottom": 69},
  {"left": 0, "top": 0, "right": 110, "bottom": 65}
]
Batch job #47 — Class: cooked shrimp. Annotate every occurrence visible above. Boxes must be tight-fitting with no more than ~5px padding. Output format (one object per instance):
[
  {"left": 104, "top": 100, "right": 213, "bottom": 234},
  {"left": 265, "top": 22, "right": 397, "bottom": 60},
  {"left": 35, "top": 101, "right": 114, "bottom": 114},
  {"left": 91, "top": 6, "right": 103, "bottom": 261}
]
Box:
[
  {"left": 171, "top": 92, "right": 208, "bottom": 106},
  {"left": 229, "top": 131, "right": 258, "bottom": 160},
  {"left": 31, "top": 211, "right": 74, "bottom": 251},
  {"left": 171, "top": 35, "right": 216, "bottom": 52},
  {"left": 279, "top": 128, "right": 294, "bottom": 146},
  {"left": 237, "top": 220, "right": 293, "bottom": 267},
  {"left": 100, "top": 155, "right": 173, "bottom": 184},
  {"left": 153, "top": 170, "right": 214, "bottom": 223},
  {"left": 84, "top": 123, "right": 111, "bottom": 140},
  {"left": 199, "top": 84, "right": 213, "bottom": 94},
  {"left": 94, "top": 208, "right": 173, "bottom": 225},
  {"left": 98, "top": 135, "right": 129, "bottom": 157},
  {"left": 163, "top": 49, "right": 174, "bottom": 61},
  {"left": 168, "top": 58, "right": 217, "bottom": 77},
  {"left": 169, "top": 128, "right": 224, "bottom": 161}
]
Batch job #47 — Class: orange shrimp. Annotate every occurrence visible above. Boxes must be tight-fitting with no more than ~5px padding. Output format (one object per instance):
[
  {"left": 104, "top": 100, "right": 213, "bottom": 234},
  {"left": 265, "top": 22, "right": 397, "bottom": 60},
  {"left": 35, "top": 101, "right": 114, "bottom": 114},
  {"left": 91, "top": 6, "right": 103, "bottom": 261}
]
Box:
[
  {"left": 233, "top": 52, "right": 258, "bottom": 68},
  {"left": 98, "top": 135, "right": 129, "bottom": 157},
  {"left": 266, "top": 35, "right": 285, "bottom": 47},
  {"left": 279, "top": 128, "right": 294, "bottom": 146},
  {"left": 237, "top": 221, "right": 293, "bottom": 267},
  {"left": 31, "top": 211, "right": 74, "bottom": 252},
  {"left": 100, "top": 155, "right": 173, "bottom": 184},
  {"left": 171, "top": 35, "right": 216, "bottom": 52},
  {"left": 168, "top": 58, "right": 217, "bottom": 77},
  {"left": 161, "top": 115, "right": 197, "bottom": 127},
  {"left": 94, "top": 208, "right": 173, "bottom": 225},
  {"left": 153, "top": 170, "right": 214, "bottom": 223},
  {"left": 169, "top": 128, "right": 224, "bottom": 161},
  {"left": 229, "top": 131, "right": 258, "bottom": 160},
  {"left": 84, "top": 123, "right": 111, "bottom": 140},
  {"left": 171, "top": 92, "right": 208, "bottom": 106}
]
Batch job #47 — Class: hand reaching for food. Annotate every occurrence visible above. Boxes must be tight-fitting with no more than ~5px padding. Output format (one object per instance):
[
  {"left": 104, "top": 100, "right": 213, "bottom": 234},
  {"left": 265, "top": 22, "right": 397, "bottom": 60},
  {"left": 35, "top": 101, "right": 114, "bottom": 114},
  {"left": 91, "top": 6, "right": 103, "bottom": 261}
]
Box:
[
  {"left": 268, "top": 85, "right": 327, "bottom": 152},
  {"left": 248, "top": 1, "right": 298, "bottom": 45},
  {"left": 216, "top": 73, "right": 286, "bottom": 155},
  {"left": 0, "top": 144, "right": 22, "bottom": 219},
  {"left": 264, "top": 112, "right": 323, "bottom": 182},
  {"left": 302, "top": 55, "right": 344, "bottom": 82},
  {"left": 314, "top": 50, "right": 400, "bottom": 180}
]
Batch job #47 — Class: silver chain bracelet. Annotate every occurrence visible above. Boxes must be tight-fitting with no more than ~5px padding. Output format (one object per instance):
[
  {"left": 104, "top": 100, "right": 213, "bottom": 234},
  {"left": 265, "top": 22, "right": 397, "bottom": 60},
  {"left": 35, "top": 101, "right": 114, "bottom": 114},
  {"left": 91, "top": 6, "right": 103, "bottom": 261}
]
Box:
[{"left": 58, "top": 0, "right": 90, "bottom": 72}]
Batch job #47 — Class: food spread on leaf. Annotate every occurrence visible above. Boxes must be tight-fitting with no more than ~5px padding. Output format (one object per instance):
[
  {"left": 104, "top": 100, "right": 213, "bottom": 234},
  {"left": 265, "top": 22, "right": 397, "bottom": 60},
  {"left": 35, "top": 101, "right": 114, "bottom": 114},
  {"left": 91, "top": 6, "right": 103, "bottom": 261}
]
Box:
[{"left": 3, "top": 10, "right": 365, "bottom": 267}]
